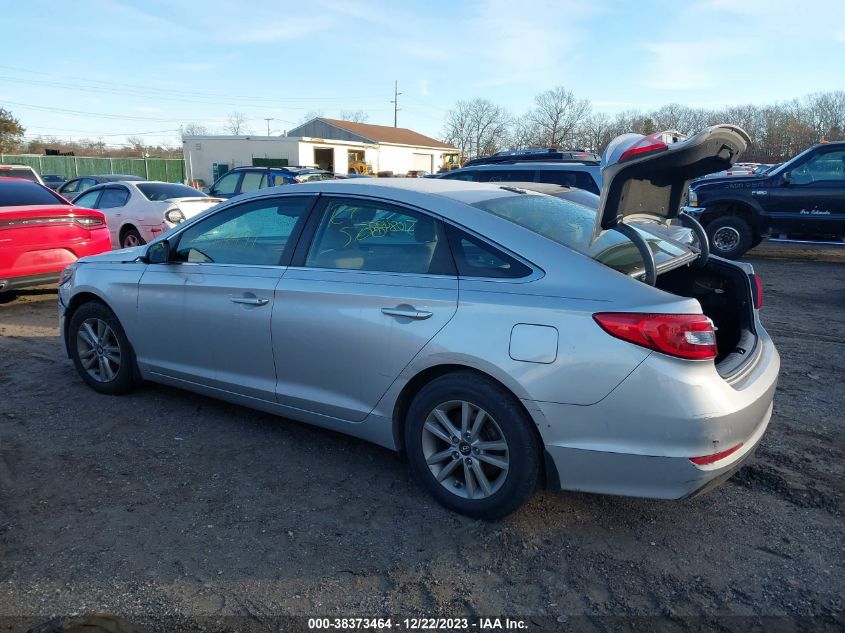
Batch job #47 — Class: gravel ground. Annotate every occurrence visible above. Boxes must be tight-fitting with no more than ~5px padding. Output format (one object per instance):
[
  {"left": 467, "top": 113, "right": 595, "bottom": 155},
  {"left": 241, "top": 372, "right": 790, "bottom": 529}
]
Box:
[{"left": 0, "top": 241, "right": 843, "bottom": 633}]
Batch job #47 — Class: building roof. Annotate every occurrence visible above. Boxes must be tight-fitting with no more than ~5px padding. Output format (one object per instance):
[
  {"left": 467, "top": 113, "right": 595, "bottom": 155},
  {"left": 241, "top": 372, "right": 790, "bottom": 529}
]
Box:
[{"left": 288, "top": 118, "right": 456, "bottom": 150}]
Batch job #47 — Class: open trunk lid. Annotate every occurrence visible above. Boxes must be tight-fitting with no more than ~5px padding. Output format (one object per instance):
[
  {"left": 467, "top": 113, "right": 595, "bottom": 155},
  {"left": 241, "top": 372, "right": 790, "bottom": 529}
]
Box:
[{"left": 595, "top": 125, "right": 750, "bottom": 235}]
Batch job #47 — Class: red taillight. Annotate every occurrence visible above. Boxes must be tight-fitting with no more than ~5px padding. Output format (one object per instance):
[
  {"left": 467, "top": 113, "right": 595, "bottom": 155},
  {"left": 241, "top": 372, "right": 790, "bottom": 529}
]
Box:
[
  {"left": 593, "top": 312, "right": 718, "bottom": 360},
  {"left": 751, "top": 274, "right": 763, "bottom": 309},
  {"left": 618, "top": 131, "right": 670, "bottom": 162},
  {"left": 690, "top": 443, "right": 743, "bottom": 466}
]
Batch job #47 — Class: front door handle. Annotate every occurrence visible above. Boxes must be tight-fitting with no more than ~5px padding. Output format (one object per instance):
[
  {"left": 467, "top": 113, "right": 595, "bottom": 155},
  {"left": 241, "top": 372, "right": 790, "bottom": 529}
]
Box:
[
  {"left": 231, "top": 296, "right": 270, "bottom": 306},
  {"left": 381, "top": 307, "right": 433, "bottom": 320}
]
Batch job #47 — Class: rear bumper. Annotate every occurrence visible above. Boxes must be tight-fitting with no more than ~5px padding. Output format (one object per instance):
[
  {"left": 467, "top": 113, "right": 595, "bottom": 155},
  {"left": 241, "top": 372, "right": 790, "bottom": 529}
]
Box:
[
  {"left": 0, "top": 272, "right": 59, "bottom": 293},
  {"left": 535, "top": 330, "right": 780, "bottom": 499}
]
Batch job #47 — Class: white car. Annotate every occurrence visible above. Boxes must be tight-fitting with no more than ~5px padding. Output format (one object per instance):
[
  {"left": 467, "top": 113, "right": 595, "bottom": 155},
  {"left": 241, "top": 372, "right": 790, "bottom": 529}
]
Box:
[
  {"left": 72, "top": 181, "right": 224, "bottom": 249},
  {"left": 0, "top": 164, "right": 45, "bottom": 186}
]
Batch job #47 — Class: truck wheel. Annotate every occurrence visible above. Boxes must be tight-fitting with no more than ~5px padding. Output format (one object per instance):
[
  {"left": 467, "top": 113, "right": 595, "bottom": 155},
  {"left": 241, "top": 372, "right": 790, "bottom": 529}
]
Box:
[
  {"left": 750, "top": 235, "right": 764, "bottom": 249},
  {"left": 706, "top": 216, "right": 752, "bottom": 259}
]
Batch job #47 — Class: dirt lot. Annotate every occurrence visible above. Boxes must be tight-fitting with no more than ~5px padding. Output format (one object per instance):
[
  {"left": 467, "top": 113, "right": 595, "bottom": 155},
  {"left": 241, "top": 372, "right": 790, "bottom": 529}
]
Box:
[{"left": 0, "top": 242, "right": 843, "bottom": 632}]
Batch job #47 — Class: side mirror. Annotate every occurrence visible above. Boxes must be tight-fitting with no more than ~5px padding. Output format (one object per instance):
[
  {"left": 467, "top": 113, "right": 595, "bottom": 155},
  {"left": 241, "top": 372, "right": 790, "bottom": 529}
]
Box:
[
  {"left": 782, "top": 171, "right": 793, "bottom": 185},
  {"left": 146, "top": 239, "right": 172, "bottom": 264}
]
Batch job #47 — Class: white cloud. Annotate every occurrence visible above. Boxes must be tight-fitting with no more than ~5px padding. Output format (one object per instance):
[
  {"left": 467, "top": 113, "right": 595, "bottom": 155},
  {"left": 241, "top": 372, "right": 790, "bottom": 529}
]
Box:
[{"left": 643, "top": 40, "right": 736, "bottom": 90}]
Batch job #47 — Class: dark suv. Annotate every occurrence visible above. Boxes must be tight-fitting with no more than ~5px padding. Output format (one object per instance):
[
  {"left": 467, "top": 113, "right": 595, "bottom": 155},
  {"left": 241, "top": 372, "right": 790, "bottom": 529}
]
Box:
[
  {"left": 684, "top": 142, "right": 845, "bottom": 258},
  {"left": 207, "top": 166, "right": 333, "bottom": 199},
  {"left": 438, "top": 161, "right": 601, "bottom": 195}
]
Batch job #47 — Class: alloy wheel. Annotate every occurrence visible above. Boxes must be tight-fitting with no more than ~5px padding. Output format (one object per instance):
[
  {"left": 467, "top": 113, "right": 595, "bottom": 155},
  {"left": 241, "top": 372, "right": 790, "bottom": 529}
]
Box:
[
  {"left": 76, "top": 318, "right": 122, "bottom": 383},
  {"left": 421, "top": 400, "right": 509, "bottom": 500}
]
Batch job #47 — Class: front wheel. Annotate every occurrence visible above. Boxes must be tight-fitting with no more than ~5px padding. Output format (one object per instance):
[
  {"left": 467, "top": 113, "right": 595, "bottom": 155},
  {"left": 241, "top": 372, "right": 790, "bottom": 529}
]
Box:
[
  {"left": 68, "top": 301, "right": 137, "bottom": 395},
  {"left": 121, "top": 228, "right": 146, "bottom": 249},
  {"left": 706, "top": 216, "right": 752, "bottom": 259},
  {"left": 405, "top": 372, "right": 540, "bottom": 519}
]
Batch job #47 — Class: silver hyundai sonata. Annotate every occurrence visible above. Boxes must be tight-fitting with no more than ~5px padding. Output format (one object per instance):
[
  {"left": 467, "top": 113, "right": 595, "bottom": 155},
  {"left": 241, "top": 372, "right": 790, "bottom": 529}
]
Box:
[{"left": 58, "top": 125, "right": 779, "bottom": 519}]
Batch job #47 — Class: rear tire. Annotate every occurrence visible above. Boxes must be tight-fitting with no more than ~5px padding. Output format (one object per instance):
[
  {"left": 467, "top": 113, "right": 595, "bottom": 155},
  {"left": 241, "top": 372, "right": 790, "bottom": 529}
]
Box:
[
  {"left": 68, "top": 301, "right": 137, "bottom": 395},
  {"left": 121, "top": 228, "right": 145, "bottom": 249},
  {"left": 750, "top": 235, "right": 764, "bottom": 249},
  {"left": 706, "top": 216, "right": 752, "bottom": 259},
  {"left": 405, "top": 372, "right": 540, "bottom": 519}
]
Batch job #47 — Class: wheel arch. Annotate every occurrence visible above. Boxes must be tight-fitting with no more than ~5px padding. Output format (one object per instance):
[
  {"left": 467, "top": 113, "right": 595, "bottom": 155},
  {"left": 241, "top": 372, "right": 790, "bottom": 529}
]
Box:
[
  {"left": 700, "top": 198, "right": 765, "bottom": 234},
  {"left": 118, "top": 223, "right": 140, "bottom": 243},
  {"left": 390, "top": 363, "right": 555, "bottom": 489}
]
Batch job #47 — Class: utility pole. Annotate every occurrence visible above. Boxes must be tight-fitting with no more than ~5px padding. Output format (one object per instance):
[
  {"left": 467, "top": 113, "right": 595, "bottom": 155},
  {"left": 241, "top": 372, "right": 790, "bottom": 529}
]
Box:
[
  {"left": 391, "top": 80, "right": 401, "bottom": 128},
  {"left": 264, "top": 118, "right": 274, "bottom": 135}
]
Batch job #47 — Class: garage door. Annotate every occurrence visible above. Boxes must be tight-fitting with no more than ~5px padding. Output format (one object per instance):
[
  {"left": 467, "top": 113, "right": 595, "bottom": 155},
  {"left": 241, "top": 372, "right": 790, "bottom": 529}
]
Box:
[{"left": 412, "top": 153, "right": 433, "bottom": 172}]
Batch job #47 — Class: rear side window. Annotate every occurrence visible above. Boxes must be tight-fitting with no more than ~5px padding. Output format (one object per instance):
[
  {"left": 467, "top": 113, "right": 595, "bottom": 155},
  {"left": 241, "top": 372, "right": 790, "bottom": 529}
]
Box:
[
  {"left": 478, "top": 169, "right": 536, "bottom": 183},
  {"left": 440, "top": 170, "right": 477, "bottom": 181},
  {"left": 98, "top": 188, "right": 130, "bottom": 209},
  {"left": 0, "top": 180, "right": 67, "bottom": 206},
  {"left": 240, "top": 171, "right": 265, "bottom": 193},
  {"left": 538, "top": 169, "right": 599, "bottom": 194},
  {"left": 446, "top": 225, "right": 532, "bottom": 279}
]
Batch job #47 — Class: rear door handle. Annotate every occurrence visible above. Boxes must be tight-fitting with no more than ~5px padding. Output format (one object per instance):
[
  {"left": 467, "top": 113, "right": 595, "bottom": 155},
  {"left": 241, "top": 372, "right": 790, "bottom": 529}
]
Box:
[
  {"left": 231, "top": 296, "right": 270, "bottom": 306},
  {"left": 381, "top": 307, "right": 433, "bottom": 320}
]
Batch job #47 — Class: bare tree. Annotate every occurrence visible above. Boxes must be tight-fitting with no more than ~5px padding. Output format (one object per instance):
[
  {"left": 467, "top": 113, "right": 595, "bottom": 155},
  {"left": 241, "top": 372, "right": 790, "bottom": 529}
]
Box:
[
  {"left": 181, "top": 122, "right": 209, "bottom": 138},
  {"left": 339, "top": 110, "right": 369, "bottom": 123},
  {"left": 225, "top": 112, "right": 248, "bottom": 135},
  {"left": 300, "top": 110, "right": 325, "bottom": 124},
  {"left": 524, "top": 86, "right": 591, "bottom": 147},
  {"left": 443, "top": 99, "right": 511, "bottom": 160},
  {"left": 125, "top": 136, "right": 146, "bottom": 156}
]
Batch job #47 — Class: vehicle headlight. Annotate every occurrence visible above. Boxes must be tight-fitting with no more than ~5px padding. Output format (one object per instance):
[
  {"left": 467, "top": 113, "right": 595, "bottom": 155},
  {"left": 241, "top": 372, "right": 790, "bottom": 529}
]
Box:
[
  {"left": 688, "top": 188, "right": 698, "bottom": 207},
  {"left": 59, "top": 264, "right": 77, "bottom": 286},
  {"left": 165, "top": 208, "right": 186, "bottom": 224}
]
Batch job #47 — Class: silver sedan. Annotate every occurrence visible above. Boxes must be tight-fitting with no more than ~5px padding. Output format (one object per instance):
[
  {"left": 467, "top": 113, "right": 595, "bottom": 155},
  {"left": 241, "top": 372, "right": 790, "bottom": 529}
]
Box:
[{"left": 58, "top": 125, "right": 779, "bottom": 519}]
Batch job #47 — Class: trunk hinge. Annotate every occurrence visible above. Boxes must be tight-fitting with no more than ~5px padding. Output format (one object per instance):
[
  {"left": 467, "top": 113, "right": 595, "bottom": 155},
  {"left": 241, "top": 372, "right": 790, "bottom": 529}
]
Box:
[
  {"left": 679, "top": 211, "right": 710, "bottom": 267},
  {"left": 613, "top": 222, "right": 657, "bottom": 286}
]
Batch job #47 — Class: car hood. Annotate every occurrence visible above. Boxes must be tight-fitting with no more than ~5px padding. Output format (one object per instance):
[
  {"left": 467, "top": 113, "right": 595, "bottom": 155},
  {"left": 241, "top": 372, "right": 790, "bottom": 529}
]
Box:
[
  {"left": 596, "top": 124, "right": 750, "bottom": 233},
  {"left": 79, "top": 245, "right": 145, "bottom": 264},
  {"left": 690, "top": 174, "right": 767, "bottom": 190}
]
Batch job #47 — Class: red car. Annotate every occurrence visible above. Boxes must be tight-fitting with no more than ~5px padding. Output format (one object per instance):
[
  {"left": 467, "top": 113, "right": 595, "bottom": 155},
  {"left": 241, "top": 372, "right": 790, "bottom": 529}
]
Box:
[{"left": 0, "top": 178, "right": 112, "bottom": 293}]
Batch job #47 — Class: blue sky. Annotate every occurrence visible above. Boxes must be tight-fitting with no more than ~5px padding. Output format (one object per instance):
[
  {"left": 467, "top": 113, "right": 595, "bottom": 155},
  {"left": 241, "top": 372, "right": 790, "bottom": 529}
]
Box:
[{"left": 1, "top": 0, "right": 843, "bottom": 148}]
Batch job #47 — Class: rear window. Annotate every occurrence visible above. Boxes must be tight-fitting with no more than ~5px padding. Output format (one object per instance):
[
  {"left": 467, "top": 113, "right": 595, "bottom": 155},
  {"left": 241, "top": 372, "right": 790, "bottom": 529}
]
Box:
[
  {"left": 137, "top": 183, "right": 205, "bottom": 201},
  {"left": 0, "top": 180, "right": 67, "bottom": 207},
  {"left": 472, "top": 192, "right": 688, "bottom": 276},
  {"left": 0, "top": 167, "right": 38, "bottom": 182}
]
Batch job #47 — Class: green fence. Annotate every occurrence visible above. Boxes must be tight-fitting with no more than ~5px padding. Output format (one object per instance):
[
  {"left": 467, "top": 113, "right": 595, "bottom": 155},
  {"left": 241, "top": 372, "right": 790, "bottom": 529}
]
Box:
[{"left": 0, "top": 154, "right": 186, "bottom": 182}]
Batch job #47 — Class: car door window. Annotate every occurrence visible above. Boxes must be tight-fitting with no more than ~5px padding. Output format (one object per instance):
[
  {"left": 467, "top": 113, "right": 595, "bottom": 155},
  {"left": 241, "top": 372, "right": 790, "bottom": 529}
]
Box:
[
  {"left": 446, "top": 225, "right": 532, "bottom": 279},
  {"left": 305, "top": 199, "right": 454, "bottom": 274},
  {"left": 78, "top": 178, "right": 97, "bottom": 192},
  {"left": 174, "top": 196, "right": 313, "bottom": 266},
  {"left": 98, "top": 187, "right": 130, "bottom": 209},
  {"left": 61, "top": 179, "right": 80, "bottom": 194},
  {"left": 538, "top": 169, "right": 600, "bottom": 194},
  {"left": 268, "top": 173, "right": 290, "bottom": 187},
  {"left": 794, "top": 150, "right": 845, "bottom": 184},
  {"left": 211, "top": 172, "right": 241, "bottom": 195},
  {"left": 441, "top": 170, "right": 477, "bottom": 181},
  {"left": 239, "top": 171, "right": 264, "bottom": 193},
  {"left": 478, "top": 169, "right": 536, "bottom": 182},
  {"left": 73, "top": 189, "right": 103, "bottom": 209}
]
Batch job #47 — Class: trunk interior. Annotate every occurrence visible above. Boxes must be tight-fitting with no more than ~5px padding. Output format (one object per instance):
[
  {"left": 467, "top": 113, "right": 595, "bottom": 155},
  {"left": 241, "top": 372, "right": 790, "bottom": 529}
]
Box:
[{"left": 655, "top": 258, "right": 757, "bottom": 377}]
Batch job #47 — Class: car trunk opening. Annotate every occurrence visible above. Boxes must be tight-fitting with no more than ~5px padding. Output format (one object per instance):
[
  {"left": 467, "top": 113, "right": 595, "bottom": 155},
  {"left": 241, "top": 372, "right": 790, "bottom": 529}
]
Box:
[{"left": 655, "top": 257, "right": 757, "bottom": 377}]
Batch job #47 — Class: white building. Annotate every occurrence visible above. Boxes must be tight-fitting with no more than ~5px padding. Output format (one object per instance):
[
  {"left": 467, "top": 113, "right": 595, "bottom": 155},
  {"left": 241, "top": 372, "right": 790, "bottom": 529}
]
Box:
[{"left": 182, "top": 117, "right": 458, "bottom": 186}]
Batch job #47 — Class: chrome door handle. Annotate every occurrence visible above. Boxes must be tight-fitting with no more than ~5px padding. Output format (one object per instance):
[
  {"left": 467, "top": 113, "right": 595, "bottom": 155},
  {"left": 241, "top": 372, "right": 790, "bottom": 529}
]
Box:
[
  {"left": 381, "top": 307, "right": 433, "bottom": 320},
  {"left": 230, "top": 296, "right": 269, "bottom": 306}
]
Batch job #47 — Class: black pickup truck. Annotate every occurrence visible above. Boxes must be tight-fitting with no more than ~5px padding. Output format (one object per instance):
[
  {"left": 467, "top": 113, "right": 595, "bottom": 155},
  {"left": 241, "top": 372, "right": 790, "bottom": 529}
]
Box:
[{"left": 683, "top": 141, "right": 845, "bottom": 258}]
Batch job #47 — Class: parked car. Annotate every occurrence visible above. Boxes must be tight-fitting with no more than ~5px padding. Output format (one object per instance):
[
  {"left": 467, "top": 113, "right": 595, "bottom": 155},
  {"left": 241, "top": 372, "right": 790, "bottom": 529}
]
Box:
[
  {"left": 207, "top": 166, "right": 334, "bottom": 199},
  {"left": 58, "top": 125, "right": 778, "bottom": 519},
  {"left": 683, "top": 141, "right": 845, "bottom": 258},
  {"left": 462, "top": 147, "right": 599, "bottom": 168},
  {"left": 438, "top": 161, "right": 601, "bottom": 194},
  {"left": 0, "top": 178, "right": 111, "bottom": 293},
  {"left": 72, "top": 181, "right": 224, "bottom": 249},
  {"left": 42, "top": 174, "right": 67, "bottom": 190},
  {"left": 0, "top": 164, "right": 45, "bottom": 186},
  {"left": 58, "top": 174, "right": 145, "bottom": 202}
]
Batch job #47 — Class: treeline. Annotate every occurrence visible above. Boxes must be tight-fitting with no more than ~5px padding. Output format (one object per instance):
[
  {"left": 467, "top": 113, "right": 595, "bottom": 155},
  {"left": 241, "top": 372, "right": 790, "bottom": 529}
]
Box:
[
  {"left": 16, "top": 135, "right": 182, "bottom": 159},
  {"left": 443, "top": 88, "right": 845, "bottom": 164}
]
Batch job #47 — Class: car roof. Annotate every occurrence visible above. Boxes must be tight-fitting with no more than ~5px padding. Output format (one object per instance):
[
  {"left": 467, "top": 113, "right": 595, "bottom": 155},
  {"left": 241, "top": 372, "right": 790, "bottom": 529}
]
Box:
[{"left": 463, "top": 162, "right": 598, "bottom": 170}]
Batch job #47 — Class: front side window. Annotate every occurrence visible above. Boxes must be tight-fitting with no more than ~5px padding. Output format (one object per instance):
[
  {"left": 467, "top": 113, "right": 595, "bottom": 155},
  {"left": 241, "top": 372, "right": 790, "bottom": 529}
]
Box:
[
  {"left": 173, "top": 196, "right": 313, "bottom": 266},
  {"left": 98, "top": 187, "right": 129, "bottom": 209},
  {"left": 60, "top": 179, "right": 80, "bottom": 194},
  {"left": 792, "top": 150, "right": 845, "bottom": 184},
  {"left": 305, "top": 199, "right": 452, "bottom": 274},
  {"left": 211, "top": 172, "right": 241, "bottom": 195},
  {"left": 268, "top": 173, "right": 292, "bottom": 187}
]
